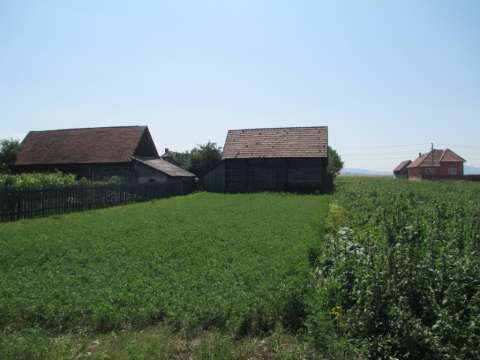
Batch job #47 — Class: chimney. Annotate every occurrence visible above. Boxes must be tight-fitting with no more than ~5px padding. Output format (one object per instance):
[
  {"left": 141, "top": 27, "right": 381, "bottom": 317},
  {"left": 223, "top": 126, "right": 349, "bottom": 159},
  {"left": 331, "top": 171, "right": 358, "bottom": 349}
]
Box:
[{"left": 165, "top": 148, "right": 169, "bottom": 154}]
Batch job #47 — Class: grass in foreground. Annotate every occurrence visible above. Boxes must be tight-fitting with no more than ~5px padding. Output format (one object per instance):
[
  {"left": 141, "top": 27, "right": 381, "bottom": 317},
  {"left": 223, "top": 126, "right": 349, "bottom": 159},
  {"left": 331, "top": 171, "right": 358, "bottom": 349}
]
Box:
[
  {"left": 0, "top": 192, "right": 330, "bottom": 357},
  {"left": 1, "top": 324, "right": 316, "bottom": 360}
]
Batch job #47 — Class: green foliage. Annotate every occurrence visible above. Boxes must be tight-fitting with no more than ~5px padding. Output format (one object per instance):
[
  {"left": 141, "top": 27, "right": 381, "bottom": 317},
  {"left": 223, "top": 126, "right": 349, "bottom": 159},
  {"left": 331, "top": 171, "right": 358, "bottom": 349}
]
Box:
[
  {"left": 0, "top": 193, "right": 329, "bottom": 339},
  {"left": 309, "top": 177, "right": 480, "bottom": 359},
  {"left": 106, "top": 175, "right": 122, "bottom": 185},
  {"left": 172, "top": 151, "right": 192, "bottom": 170},
  {"left": 0, "top": 172, "right": 77, "bottom": 189},
  {"left": 189, "top": 141, "right": 222, "bottom": 177},
  {"left": 0, "top": 328, "right": 50, "bottom": 360},
  {"left": 171, "top": 142, "right": 222, "bottom": 177},
  {"left": 325, "top": 203, "right": 347, "bottom": 233},
  {"left": 0, "top": 139, "right": 20, "bottom": 174},
  {"left": 0, "top": 325, "right": 321, "bottom": 360},
  {"left": 0, "top": 173, "right": 123, "bottom": 189},
  {"left": 327, "top": 147, "right": 343, "bottom": 178}
]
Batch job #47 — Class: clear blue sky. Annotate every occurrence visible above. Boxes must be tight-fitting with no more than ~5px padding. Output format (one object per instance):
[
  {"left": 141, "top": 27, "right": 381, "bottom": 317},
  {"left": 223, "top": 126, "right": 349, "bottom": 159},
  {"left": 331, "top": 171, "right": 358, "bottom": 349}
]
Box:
[{"left": 1, "top": 0, "right": 479, "bottom": 171}]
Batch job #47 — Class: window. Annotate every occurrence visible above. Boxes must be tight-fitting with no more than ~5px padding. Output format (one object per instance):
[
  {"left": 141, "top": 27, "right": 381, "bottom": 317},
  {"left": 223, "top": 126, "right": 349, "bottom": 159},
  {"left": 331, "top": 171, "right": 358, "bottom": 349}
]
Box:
[
  {"left": 425, "top": 168, "right": 436, "bottom": 176},
  {"left": 448, "top": 167, "right": 458, "bottom": 176}
]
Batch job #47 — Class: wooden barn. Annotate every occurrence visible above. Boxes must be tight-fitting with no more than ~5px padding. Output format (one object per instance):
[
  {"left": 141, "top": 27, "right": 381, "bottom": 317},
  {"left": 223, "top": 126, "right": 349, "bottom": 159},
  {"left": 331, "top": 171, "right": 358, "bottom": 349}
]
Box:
[
  {"left": 14, "top": 126, "right": 196, "bottom": 183},
  {"left": 204, "top": 126, "right": 330, "bottom": 193}
]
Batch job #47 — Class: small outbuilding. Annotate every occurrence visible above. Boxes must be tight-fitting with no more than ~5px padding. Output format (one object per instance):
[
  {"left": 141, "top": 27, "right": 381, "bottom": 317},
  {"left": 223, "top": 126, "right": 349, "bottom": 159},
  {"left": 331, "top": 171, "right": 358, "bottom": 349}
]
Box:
[
  {"left": 393, "top": 160, "right": 411, "bottom": 179},
  {"left": 204, "top": 126, "right": 330, "bottom": 193}
]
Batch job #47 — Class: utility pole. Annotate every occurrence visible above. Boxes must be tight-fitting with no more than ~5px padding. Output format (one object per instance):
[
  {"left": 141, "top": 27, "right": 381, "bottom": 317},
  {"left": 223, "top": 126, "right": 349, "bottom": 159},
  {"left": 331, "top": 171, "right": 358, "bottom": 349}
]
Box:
[{"left": 431, "top": 142, "right": 434, "bottom": 176}]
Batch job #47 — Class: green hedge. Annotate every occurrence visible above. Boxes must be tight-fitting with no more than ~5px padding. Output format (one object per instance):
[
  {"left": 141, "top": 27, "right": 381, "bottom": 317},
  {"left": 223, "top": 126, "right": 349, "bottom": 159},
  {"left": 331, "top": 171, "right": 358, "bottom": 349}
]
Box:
[{"left": 0, "top": 173, "right": 122, "bottom": 189}]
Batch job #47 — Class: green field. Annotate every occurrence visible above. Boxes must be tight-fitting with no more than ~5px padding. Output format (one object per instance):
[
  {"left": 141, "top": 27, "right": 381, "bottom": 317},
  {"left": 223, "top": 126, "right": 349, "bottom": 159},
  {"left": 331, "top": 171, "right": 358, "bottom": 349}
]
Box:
[
  {"left": 0, "top": 192, "right": 330, "bottom": 359},
  {"left": 1, "top": 179, "right": 480, "bottom": 359},
  {"left": 309, "top": 177, "right": 480, "bottom": 359}
]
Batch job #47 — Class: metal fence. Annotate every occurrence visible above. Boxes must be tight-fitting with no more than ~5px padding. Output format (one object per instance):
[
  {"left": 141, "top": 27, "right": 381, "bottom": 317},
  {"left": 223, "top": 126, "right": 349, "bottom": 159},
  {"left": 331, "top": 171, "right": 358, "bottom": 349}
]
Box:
[{"left": 0, "top": 181, "right": 197, "bottom": 222}]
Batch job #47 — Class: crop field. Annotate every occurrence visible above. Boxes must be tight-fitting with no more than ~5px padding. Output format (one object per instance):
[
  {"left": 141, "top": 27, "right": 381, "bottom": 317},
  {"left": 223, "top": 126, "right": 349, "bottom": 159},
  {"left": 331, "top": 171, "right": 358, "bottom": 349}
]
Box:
[
  {"left": 310, "top": 177, "right": 480, "bottom": 359},
  {"left": 1, "top": 178, "right": 480, "bottom": 359},
  {"left": 0, "top": 192, "right": 329, "bottom": 359}
]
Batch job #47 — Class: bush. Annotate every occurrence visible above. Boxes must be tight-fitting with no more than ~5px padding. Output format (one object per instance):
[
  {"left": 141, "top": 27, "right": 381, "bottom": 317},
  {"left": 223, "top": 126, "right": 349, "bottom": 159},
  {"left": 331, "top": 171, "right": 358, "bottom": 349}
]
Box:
[
  {"left": 0, "top": 173, "right": 125, "bottom": 189},
  {"left": 107, "top": 176, "right": 122, "bottom": 185},
  {"left": 0, "top": 172, "right": 77, "bottom": 189},
  {"left": 308, "top": 178, "right": 480, "bottom": 359}
]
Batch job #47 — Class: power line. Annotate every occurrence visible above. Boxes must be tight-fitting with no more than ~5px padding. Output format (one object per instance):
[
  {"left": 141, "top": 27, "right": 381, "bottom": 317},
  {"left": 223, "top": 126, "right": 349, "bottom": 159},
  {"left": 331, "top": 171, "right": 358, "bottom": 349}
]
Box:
[
  {"left": 341, "top": 150, "right": 426, "bottom": 155},
  {"left": 337, "top": 143, "right": 430, "bottom": 149},
  {"left": 436, "top": 143, "right": 480, "bottom": 150}
]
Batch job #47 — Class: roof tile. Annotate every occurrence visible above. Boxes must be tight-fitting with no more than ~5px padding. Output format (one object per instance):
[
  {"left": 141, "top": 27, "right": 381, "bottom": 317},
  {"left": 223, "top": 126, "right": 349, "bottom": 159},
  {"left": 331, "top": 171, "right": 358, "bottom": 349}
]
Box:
[
  {"left": 408, "top": 149, "right": 465, "bottom": 168},
  {"left": 15, "top": 126, "right": 150, "bottom": 165},
  {"left": 134, "top": 157, "right": 196, "bottom": 177},
  {"left": 222, "top": 127, "right": 328, "bottom": 159},
  {"left": 394, "top": 160, "right": 412, "bottom": 173}
]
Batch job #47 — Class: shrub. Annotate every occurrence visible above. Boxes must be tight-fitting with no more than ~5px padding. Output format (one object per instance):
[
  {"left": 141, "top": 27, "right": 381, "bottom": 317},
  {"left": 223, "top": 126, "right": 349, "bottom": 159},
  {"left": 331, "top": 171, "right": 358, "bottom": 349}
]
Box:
[
  {"left": 0, "top": 172, "right": 76, "bottom": 189},
  {"left": 308, "top": 178, "right": 480, "bottom": 359}
]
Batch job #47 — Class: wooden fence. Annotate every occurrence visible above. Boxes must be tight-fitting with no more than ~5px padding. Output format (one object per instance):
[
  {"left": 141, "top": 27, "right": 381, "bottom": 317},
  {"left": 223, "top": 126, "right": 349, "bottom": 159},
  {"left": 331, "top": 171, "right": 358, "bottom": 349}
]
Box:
[{"left": 0, "top": 181, "right": 197, "bottom": 222}]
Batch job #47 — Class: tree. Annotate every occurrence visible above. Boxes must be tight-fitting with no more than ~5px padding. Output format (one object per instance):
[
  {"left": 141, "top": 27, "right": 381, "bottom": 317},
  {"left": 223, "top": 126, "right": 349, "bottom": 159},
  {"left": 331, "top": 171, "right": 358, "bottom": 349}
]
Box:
[
  {"left": 174, "top": 151, "right": 193, "bottom": 170},
  {"left": 0, "top": 139, "right": 20, "bottom": 173},
  {"left": 327, "top": 146, "right": 343, "bottom": 177},
  {"left": 188, "top": 141, "right": 222, "bottom": 177}
]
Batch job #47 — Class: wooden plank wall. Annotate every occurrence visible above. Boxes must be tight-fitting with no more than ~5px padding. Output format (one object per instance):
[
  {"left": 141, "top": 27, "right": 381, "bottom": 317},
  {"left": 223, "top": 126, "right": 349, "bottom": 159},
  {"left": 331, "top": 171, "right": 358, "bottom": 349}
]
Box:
[
  {"left": 203, "top": 162, "right": 226, "bottom": 192},
  {"left": 223, "top": 158, "right": 329, "bottom": 193}
]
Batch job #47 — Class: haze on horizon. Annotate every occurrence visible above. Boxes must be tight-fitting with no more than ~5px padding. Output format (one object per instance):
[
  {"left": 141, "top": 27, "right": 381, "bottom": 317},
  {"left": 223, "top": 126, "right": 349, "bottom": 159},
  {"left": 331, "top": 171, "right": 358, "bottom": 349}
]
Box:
[{"left": 1, "top": 0, "right": 479, "bottom": 171}]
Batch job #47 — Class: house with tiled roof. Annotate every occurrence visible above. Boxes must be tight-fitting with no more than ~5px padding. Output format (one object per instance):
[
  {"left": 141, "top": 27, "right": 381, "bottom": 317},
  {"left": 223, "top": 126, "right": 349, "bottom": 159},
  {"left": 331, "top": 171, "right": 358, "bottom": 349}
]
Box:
[
  {"left": 15, "top": 126, "right": 196, "bottom": 183},
  {"left": 204, "top": 126, "right": 329, "bottom": 192},
  {"left": 394, "top": 148, "right": 465, "bottom": 180}
]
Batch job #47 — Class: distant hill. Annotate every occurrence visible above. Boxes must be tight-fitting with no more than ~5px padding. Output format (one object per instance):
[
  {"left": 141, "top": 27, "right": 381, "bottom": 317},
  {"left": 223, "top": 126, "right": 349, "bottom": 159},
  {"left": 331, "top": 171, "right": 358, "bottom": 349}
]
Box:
[
  {"left": 341, "top": 168, "right": 392, "bottom": 177},
  {"left": 340, "top": 165, "right": 480, "bottom": 177},
  {"left": 465, "top": 165, "right": 480, "bottom": 175}
]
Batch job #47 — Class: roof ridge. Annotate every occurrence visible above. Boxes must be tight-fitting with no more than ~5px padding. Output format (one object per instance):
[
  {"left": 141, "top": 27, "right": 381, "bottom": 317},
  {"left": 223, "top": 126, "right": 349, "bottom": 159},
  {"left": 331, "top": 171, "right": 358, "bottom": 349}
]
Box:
[
  {"left": 29, "top": 125, "right": 147, "bottom": 133},
  {"left": 228, "top": 126, "right": 328, "bottom": 132},
  {"left": 439, "top": 149, "right": 448, "bottom": 162}
]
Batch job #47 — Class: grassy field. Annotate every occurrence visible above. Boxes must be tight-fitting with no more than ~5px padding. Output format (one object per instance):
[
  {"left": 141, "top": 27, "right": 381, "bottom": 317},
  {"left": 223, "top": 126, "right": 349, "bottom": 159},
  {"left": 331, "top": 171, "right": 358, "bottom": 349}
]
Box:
[
  {"left": 0, "top": 192, "right": 330, "bottom": 359},
  {"left": 2, "top": 178, "right": 480, "bottom": 359}
]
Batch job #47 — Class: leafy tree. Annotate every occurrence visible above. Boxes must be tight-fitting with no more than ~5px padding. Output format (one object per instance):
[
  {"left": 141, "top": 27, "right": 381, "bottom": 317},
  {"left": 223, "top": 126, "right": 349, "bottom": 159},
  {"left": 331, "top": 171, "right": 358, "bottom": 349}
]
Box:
[
  {"left": 170, "top": 142, "right": 222, "bottom": 177},
  {"left": 327, "top": 146, "right": 343, "bottom": 177},
  {"left": 188, "top": 141, "right": 222, "bottom": 177},
  {"left": 0, "top": 139, "right": 20, "bottom": 174},
  {"left": 173, "top": 151, "right": 192, "bottom": 170}
]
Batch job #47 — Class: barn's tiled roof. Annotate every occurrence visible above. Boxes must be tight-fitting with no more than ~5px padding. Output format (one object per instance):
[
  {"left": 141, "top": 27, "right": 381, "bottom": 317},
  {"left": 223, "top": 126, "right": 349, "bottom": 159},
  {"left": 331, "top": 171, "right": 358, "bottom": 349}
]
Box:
[
  {"left": 15, "top": 126, "right": 152, "bottom": 165},
  {"left": 222, "top": 126, "right": 328, "bottom": 159},
  {"left": 134, "top": 157, "right": 196, "bottom": 177},
  {"left": 407, "top": 149, "right": 465, "bottom": 168},
  {"left": 393, "top": 160, "right": 412, "bottom": 173}
]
